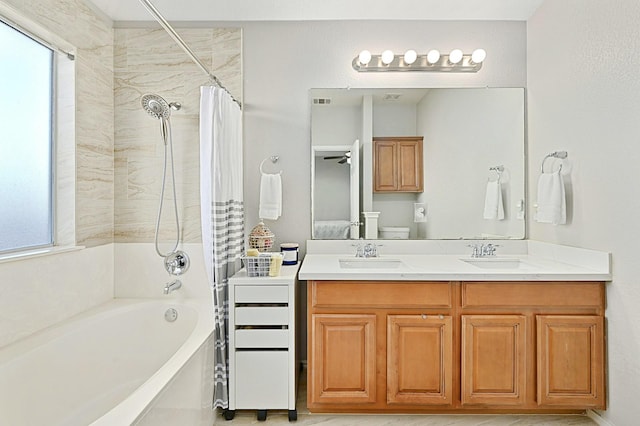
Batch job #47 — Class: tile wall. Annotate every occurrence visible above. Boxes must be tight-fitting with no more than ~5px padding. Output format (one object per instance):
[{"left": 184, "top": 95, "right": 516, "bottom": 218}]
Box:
[{"left": 114, "top": 27, "right": 242, "bottom": 244}]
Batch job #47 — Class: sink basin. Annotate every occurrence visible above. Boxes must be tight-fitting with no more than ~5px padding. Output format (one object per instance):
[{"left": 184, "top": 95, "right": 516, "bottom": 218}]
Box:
[
  {"left": 339, "top": 258, "right": 404, "bottom": 269},
  {"left": 461, "top": 258, "right": 525, "bottom": 269}
]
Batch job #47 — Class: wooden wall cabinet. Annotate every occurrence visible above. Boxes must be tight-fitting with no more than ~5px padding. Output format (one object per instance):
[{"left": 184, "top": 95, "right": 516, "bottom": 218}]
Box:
[
  {"left": 308, "top": 280, "right": 606, "bottom": 414},
  {"left": 373, "top": 137, "right": 423, "bottom": 192}
]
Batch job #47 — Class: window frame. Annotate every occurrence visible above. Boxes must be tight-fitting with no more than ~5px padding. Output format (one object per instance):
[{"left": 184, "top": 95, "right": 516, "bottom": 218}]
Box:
[{"left": 0, "top": 9, "right": 77, "bottom": 260}]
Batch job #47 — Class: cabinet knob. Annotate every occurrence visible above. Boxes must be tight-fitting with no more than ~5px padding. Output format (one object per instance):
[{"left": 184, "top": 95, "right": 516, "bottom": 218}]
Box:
[
  {"left": 421, "top": 314, "right": 427, "bottom": 319},
  {"left": 439, "top": 314, "right": 444, "bottom": 320}
]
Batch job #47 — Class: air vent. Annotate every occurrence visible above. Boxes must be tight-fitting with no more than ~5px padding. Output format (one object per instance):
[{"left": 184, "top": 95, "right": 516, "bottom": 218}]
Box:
[
  {"left": 383, "top": 93, "right": 402, "bottom": 101},
  {"left": 313, "top": 98, "right": 332, "bottom": 105}
]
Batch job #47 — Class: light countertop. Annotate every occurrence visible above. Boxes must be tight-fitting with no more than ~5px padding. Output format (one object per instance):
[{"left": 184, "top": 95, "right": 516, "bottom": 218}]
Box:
[{"left": 298, "top": 240, "right": 611, "bottom": 282}]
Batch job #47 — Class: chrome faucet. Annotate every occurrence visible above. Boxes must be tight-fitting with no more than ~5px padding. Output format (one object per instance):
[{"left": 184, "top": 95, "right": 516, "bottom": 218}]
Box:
[
  {"left": 164, "top": 279, "right": 182, "bottom": 295},
  {"left": 353, "top": 242, "right": 380, "bottom": 258},
  {"left": 468, "top": 243, "right": 499, "bottom": 258}
]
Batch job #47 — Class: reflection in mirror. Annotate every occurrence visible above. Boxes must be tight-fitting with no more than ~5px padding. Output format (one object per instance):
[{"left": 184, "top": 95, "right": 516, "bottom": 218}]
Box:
[{"left": 310, "top": 87, "right": 525, "bottom": 240}]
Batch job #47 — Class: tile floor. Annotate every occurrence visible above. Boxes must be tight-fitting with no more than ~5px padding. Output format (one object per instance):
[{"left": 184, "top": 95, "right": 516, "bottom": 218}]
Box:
[{"left": 220, "top": 368, "right": 597, "bottom": 425}]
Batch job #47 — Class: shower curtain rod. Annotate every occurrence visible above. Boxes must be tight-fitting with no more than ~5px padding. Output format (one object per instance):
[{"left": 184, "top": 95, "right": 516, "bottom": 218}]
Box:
[{"left": 138, "top": 0, "right": 242, "bottom": 109}]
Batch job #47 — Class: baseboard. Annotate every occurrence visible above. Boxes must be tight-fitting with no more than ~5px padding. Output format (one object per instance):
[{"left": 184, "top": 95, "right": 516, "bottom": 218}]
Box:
[{"left": 587, "top": 410, "right": 615, "bottom": 426}]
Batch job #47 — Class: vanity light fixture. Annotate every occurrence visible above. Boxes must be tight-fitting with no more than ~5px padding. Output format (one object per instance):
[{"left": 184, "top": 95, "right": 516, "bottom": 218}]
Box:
[
  {"left": 381, "top": 50, "right": 395, "bottom": 65},
  {"left": 403, "top": 49, "right": 418, "bottom": 65},
  {"left": 426, "top": 49, "right": 441, "bottom": 65},
  {"left": 358, "top": 50, "right": 372, "bottom": 66},
  {"left": 448, "top": 49, "right": 463, "bottom": 64},
  {"left": 353, "top": 48, "right": 486, "bottom": 72}
]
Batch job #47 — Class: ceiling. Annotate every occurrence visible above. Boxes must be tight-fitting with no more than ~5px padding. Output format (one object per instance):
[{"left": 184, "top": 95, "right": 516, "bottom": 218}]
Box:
[{"left": 86, "top": 0, "right": 544, "bottom": 23}]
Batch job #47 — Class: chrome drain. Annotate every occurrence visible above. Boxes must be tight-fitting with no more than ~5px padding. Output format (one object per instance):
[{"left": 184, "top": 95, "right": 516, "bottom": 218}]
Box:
[{"left": 164, "top": 308, "right": 178, "bottom": 322}]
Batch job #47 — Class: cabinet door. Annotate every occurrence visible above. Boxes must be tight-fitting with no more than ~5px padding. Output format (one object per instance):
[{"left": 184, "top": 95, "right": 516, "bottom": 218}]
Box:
[
  {"left": 397, "top": 140, "right": 423, "bottom": 192},
  {"left": 461, "top": 315, "right": 527, "bottom": 406},
  {"left": 387, "top": 314, "right": 453, "bottom": 405},
  {"left": 537, "top": 315, "right": 605, "bottom": 408},
  {"left": 373, "top": 141, "right": 397, "bottom": 191},
  {"left": 310, "top": 314, "right": 377, "bottom": 405}
]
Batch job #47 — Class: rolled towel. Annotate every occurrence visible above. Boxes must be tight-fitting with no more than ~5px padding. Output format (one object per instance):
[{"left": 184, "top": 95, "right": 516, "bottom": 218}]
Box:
[
  {"left": 259, "top": 172, "right": 282, "bottom": 220},
  {"left": 535, "top": 169, "right": 566, "bottom": 225},
  {"left": 483, "top": 180, "right": 504, "bottom": 220}
]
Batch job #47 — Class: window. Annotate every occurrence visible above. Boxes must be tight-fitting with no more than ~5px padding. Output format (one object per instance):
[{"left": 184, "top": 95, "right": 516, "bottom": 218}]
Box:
[{"left": 0, "top": 20, "right": 54, "bottom": 253}]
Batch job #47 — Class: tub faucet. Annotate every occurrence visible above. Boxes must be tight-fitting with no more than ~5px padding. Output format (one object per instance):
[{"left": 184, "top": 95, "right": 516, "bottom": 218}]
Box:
[{"left": 164, "top": 279, "right": 182, "bottom": 295}]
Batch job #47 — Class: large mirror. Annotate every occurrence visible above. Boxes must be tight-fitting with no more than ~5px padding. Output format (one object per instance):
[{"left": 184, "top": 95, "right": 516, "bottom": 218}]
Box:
[{"left": 311, "top": 87, "right": 525, "bottom": 240}]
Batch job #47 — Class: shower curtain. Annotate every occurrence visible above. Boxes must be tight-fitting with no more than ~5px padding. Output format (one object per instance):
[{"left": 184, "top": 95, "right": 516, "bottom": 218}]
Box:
[{"left": 200, "top": 86, "right": 243, "bottom": 409}]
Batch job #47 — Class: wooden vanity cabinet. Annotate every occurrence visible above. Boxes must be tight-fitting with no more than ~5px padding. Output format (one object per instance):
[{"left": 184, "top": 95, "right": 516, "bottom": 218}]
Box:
[
  {"left": 373, "top": 137, "right": 423, "bottom": 192},
  {"left": 460, "top": 281, "right": 606, "bottom": 411},
  {"left": 387, "top": 314, "right": 453, "bottom": 406},
  {"left": 308, "top": 281, "right": 453, "bottom": 412},
  {"left": 308, "top": 280, "right": 606, "bottom": 414},
  {"left": 461, "top": 315, "right": 527, "bottom": 406}
]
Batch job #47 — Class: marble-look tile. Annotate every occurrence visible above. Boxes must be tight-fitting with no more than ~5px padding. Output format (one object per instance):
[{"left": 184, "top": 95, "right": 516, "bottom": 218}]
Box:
[
  {"left": 0, "top": 245, "right": 113, "bottom": 348},
  {"left": 114, "top": 26, "right": 241, "bottom": 244},
  {"left": 223, "top": 412, "right": 596, "bottom": 425},
  {"left": 222, "top": 368, "right": 596, "bottom": 425}
]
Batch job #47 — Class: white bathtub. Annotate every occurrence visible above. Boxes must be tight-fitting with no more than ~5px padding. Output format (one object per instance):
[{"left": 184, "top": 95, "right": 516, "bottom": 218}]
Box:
[{"left": 0, "top": 298, "right": 215, "bottom": 426}]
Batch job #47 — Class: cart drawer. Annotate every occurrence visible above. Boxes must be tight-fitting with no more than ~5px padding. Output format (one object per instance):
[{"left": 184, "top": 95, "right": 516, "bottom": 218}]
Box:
[
  {"left": 235, "top": 329, "right": 289, "bottom": 348},
  {"left": 235, "top": 351, "right": 289, "bottom": 409},
  {"left": 236, "top": 285, "right": 289, "bottom": 303},
  {"left": 235, "top": 307, "right": 289, "bottom": 325}
]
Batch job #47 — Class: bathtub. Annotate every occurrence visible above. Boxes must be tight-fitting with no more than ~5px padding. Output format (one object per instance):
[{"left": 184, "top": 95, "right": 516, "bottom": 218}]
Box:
[{"left": 0, "top": 298, "right": 215, "bottom": 426}]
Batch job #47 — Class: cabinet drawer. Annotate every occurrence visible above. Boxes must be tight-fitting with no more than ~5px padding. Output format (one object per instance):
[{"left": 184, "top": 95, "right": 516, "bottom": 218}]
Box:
[
  {"left": 462, "top": 282, "right": 604, "bottom": 308},
  {"left": 235, "top": 329, "right": 289, "bottom": 348},
  {"left": 235, "top": 351, "right": 289, "bottom": 409},
  {"left": 311, "top": 281, "right": 451, "bottom": 308},
  {"left": 235, "top": 285, "right": 289, "bottom": 303},
  {"left": 235, "top": 307, "right": 289, "bottom": 325}
]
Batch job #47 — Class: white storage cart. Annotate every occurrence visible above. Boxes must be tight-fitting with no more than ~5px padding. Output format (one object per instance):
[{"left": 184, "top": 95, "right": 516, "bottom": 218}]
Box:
[{"left": 226, "top": 263, "right": 300, "bottom": 421}]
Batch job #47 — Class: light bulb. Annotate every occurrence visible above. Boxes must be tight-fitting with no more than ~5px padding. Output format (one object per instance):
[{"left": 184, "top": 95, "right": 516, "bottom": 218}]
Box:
[
  {"left": 471, "top": 48, "right": 486, "bottom": 64},
  {"left": 358, "top": 50, "right": 372, "bottom": 66},
  {"left": 403, "top": 49, "right": 417, "bottom": 65},
  {"left": 426, "top": 49, "right": 440, "bottom": 65},
  {"left": 381, "top": 50, "right": 394, "bottom": 65},
  {"left": 448, "top": 49, "right": 463, "bottom": 64}
]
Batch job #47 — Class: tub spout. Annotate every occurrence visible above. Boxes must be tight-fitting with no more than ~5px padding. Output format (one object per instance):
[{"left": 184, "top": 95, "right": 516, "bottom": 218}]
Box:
[{"left": 164, "top": 279, "right": 182, "bottom": 295}]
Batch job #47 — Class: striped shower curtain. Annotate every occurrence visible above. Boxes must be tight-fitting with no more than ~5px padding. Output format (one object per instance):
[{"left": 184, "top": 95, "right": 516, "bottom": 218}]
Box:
[{"left": 199, "top": 86, "right": 243, "bottom": 409}]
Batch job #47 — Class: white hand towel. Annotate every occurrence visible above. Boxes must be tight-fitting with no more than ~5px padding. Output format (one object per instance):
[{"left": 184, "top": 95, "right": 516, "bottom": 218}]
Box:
[
  {"left": 483, "top": 180, "right": 504, "bottom": 220},
  {"left": 259, "top": 172, "right": 282, "bottom": 220},
  {"left": 535, "top": 170, "right": 566, "bottom": 225}
]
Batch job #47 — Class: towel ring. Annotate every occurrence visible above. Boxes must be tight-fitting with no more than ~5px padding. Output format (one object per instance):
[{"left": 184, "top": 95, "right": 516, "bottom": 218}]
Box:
[
  {"left": 541, "top": 151, "right": 568, "bottom": 173},
  {"left": 260, "top": 156, "right": 282, "bottom": 174}
]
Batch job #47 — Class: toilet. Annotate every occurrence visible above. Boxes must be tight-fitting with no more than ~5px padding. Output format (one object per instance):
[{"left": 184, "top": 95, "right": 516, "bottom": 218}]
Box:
[{"left": 378, "top": 226, "right": 410, "bottom": 239}]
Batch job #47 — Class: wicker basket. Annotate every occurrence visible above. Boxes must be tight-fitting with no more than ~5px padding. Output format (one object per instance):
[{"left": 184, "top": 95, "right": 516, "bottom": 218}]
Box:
[{"left": 249, "top": 221, "right": 275, "bottom": 252}]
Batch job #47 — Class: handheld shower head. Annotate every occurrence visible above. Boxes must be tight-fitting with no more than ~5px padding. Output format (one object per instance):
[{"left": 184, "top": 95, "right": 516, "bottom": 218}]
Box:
[{"left": 141, "top": 94, "right": 171, "bottom": 119}]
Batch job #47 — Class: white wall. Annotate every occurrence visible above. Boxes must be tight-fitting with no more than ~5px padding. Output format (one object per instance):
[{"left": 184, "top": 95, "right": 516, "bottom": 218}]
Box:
[
  {"left": 313, "top": 158, "right": 350, "bottom": 221},
  {"left": 416, "top": 88, "right": 525, "bottom": 239},
  {"left": 239, "top": 20, "right": 527, "bottom": 255},
  {"left": 527, "top": 1, "right": 640, "bottom": 424}
]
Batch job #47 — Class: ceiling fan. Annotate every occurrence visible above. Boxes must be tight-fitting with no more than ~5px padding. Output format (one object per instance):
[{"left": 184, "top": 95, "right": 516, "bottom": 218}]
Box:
[{"left": 323, "top": 152, "right": 351, "bottom": 164}]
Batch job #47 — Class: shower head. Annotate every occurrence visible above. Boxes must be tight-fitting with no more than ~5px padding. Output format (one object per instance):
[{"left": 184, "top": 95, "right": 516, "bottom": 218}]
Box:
[{"left": 141, "top": 94, "right": 176, "bottom": 120}]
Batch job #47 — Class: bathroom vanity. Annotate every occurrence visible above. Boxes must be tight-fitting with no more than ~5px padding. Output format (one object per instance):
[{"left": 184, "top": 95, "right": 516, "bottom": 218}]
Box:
[{"left": 299, "top": 241, "right": 610, "bottom": 414}]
